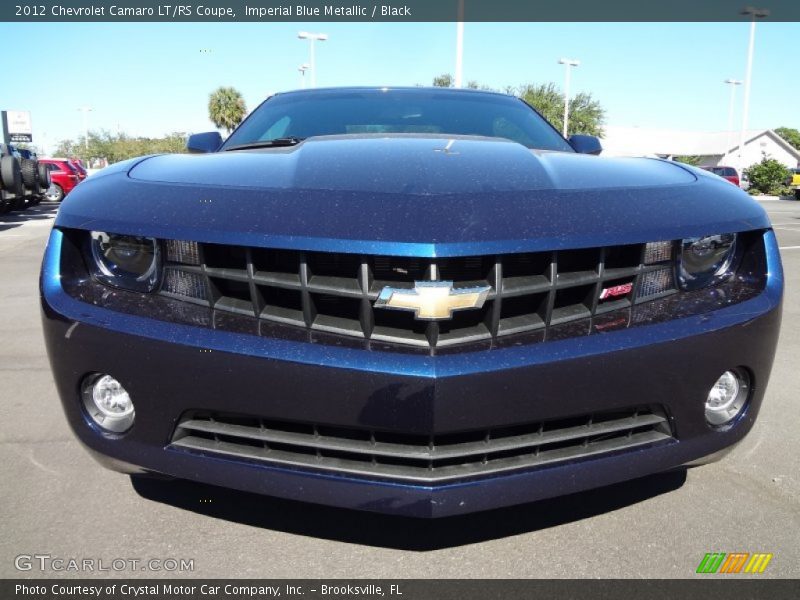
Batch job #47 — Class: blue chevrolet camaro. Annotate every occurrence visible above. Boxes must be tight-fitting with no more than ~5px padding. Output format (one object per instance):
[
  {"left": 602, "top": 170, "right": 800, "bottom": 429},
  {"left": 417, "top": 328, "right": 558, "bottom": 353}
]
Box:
[{"left": 41, "top": 87, "right": 783, "bottom": 518}]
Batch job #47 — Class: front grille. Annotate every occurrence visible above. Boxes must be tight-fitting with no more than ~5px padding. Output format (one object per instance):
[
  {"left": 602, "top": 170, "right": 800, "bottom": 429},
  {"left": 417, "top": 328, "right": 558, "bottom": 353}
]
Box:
[
  {"left": 169, "top": 406, "right": 675, "bottom": 484},
  {"left": 160, "top": 241, "right": 677, "bottom": 348}
]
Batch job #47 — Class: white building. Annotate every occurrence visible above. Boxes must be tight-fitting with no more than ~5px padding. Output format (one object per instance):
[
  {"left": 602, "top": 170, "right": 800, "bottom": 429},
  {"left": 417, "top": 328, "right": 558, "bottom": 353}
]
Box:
[{"left": 601, "top": 126, "right": 800, "bottom": 171}]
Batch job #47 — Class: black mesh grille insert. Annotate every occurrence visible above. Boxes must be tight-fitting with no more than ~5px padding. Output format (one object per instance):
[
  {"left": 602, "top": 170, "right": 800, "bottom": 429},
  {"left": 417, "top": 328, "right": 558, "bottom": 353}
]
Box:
[
  {"left": 159, "top": 242, "right": 678, "bottom": 348},
  {"left": 169, "top": 406, "right": 675, "bottom": 484}
]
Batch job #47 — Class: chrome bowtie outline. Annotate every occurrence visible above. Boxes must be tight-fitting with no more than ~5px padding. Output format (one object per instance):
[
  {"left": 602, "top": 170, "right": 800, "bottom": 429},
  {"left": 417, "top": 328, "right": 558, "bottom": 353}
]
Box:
[{"left": 374, "top": 281, "right": 492, "bottom": 320}]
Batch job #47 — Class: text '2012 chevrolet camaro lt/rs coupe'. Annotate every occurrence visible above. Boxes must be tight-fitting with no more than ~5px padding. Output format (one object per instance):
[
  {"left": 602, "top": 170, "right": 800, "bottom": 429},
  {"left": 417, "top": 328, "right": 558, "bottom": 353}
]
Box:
[{"left": 41, "top": 87, "right": 782, "bottom": 518}]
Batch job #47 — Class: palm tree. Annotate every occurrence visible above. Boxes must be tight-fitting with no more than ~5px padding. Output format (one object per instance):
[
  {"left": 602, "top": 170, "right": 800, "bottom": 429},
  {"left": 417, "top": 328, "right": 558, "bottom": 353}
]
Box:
[{"left": 208, "top": 87, "right": 247, "bottom": 134}]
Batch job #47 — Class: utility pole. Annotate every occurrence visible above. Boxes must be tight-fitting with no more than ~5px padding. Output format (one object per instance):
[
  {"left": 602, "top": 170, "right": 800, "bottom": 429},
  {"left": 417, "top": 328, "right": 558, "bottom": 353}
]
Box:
[
  {"left": 558, "top": 58, "right": 580, "bottom": 137},
  {"left": 724, "top": 79, "right": 742, "bottom": 160},
  {"left": 737, "top": 6, "right": 769, "bottom": 170},
  {"left": 77, "top": 106, "right": 92, "bottom": 151},
  {"left": 455, "top": 0, "right": 464, "bottom": 88}
]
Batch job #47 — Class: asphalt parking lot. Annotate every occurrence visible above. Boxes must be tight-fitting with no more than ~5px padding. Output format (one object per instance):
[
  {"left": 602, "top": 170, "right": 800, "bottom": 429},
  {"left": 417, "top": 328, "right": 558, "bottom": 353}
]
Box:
[{"left": 1, "top": 199, "right": 798, "bottom": 579}]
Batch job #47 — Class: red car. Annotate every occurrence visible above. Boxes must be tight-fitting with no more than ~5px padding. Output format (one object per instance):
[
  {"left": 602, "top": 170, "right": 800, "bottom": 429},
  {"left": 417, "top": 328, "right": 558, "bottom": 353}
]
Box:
[
  {"left": 702, "top": 165, "right": 740, "bottom": 187},
  {"left": 69, "top": 158, "right": 88, "bottom": 181},
  {"left": 39, "top": 158, "right": 81, "bottom": 202}
]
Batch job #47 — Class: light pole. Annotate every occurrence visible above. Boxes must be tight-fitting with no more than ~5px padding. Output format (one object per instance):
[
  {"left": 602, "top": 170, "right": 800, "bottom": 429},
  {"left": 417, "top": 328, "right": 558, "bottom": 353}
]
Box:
[
  {"left": 77, "top": 106, "right": 92, "bottom": 151},
  {"left": 724, "top": 78, "right": 742, "bottom": 160},
  {"left": 558, "top": 58, "right": 580, "bottom": 138},
  {"left": 737, "top": 6, "right": 769, "bottom": 171},
  {"left": 298, "top": 63, "right": 310, "bottom": 89},
  {"left": 454, "top": 0, "right": 464, "bottom": 88},
  {"left": 297, "top": 31, "right": 328, "bottom": 88}
]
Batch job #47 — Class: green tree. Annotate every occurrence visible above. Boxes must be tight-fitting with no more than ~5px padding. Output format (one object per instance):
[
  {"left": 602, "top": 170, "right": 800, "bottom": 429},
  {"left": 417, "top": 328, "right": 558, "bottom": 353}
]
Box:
[
  {"left": 432, "top": 73, "right": 454, "bottom": 88},
  {"left": 53, "top": 138, "right": 84, "bottom": 159},
  {"left": 515, "top": 82, "right": 561, "bottom": 124},
  {"left": 208, "top": 86, "right": 247, "bottom": 134},
  {"left": 515, "top": 83, "right": 605, "bottom": 137},
  {"left": 432, "top": 74, "right": 495, "bottom": 91},
  {"left": 466, "top": 80, "right": 497, "bottom": 91},
  {"left": 428, "top": 78, "right": 605, "bottom": 136},
  {"left": 54, "top": 130, "right": 188, "bottom": 164},
  {"left": 743, "top": 154, "right": 791, "bottom": 195},
  {"left": 775, "top": 127, "right": 800, "bottom": 151}
]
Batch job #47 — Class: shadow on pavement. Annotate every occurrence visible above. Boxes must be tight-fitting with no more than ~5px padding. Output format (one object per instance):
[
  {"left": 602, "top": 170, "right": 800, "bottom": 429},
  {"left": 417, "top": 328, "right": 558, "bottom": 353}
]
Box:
[
  {"left": 0, "top": 202, "right": 59, "bottom": 226},
  {"left": 131, "top": 468, "right": 687, "bottom": 550}
]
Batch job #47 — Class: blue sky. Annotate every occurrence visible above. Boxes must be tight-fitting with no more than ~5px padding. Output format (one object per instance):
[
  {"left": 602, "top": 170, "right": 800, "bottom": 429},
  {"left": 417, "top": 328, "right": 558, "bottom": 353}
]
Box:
[{"left": 2, "top": 21, "right": 798, "bottom": 152}]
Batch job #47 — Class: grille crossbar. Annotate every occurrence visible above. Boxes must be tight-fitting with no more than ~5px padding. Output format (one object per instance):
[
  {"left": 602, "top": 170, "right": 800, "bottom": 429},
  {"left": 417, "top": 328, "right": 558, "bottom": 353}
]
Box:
[
  {"left": 162, "top": 242, "right": 676, "bottom": 348},
  {"left": 169, "top": 407, "right": 674, "bottom": 483}
]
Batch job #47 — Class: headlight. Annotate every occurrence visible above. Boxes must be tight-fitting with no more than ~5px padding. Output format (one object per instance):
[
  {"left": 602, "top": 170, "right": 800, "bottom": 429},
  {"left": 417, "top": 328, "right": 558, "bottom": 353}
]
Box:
[
  {"left": 678, "top": 233, "right": 737, "bottom": 291},
  {"left": 89, "top": 231, "right": 160, "bottom": 292}
]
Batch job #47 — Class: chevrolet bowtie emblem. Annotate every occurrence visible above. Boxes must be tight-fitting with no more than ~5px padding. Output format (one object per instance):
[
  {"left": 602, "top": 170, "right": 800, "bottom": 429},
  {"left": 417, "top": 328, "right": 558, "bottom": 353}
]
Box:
[{"left": 374, "top": 281, "right": 491, "bottom": 320}]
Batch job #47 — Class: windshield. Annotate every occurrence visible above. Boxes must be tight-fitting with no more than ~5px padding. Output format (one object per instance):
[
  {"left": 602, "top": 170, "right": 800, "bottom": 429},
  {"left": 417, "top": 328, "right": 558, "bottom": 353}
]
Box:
[{"left": 223, "top": 89, "right": 574, "bottom": 152}]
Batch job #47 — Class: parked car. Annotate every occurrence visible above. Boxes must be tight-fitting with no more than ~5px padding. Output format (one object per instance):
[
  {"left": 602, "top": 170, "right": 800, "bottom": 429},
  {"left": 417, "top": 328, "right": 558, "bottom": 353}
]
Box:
[
  {"left": 69, "top": 158, "right": 88, "bottom": 181},
  {"left": 41, "top": 87, "right": 782, "bottom": 518},
  {"left": 739, "top": 172, "right": 751, "bottom": 191},
  {"left": 702, "top": 165, "right": 740, "bottom": 187},
  {"left": 39, "top": 158, "right": 80, "bottom": 202}
]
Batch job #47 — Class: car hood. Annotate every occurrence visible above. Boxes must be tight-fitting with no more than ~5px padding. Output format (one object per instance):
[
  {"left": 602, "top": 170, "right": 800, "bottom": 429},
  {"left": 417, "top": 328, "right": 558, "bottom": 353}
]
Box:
[
  {"left": 127, "top": 135, "right": 696, "bottom": 194},
  {"left": 56, "top": 136, "right": 769, "bottom": 256}
]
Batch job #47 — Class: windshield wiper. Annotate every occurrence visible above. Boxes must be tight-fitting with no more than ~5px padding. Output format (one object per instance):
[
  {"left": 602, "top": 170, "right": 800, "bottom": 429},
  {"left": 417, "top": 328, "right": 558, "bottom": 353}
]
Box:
[{"left": 223, "top": 137, "right": 306, "bottom": 151}]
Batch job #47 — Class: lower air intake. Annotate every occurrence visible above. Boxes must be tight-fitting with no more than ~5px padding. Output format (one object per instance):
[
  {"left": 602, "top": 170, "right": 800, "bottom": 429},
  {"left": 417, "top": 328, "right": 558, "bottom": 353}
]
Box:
[{"left": 169, "top": 406, "right": 675, "bottom": 484}]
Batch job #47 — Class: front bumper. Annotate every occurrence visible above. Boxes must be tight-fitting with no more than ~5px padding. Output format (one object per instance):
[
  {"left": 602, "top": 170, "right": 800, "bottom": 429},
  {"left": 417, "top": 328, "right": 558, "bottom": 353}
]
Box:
[{"left": 41, "top": 229, "right": 783, "bottom": 517}]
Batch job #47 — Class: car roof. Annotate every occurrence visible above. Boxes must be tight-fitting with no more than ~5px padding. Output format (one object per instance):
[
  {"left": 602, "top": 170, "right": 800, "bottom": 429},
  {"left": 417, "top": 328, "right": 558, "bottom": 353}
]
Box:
[{"left": 273, "top": 86, "right": 514, "bottom": 99}]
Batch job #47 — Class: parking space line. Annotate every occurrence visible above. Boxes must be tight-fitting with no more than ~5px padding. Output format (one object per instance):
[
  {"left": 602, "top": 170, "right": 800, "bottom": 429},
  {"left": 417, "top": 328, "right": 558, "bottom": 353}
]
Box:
[{"left": 779, "top": 246, "right": 800, "bottom": 250}]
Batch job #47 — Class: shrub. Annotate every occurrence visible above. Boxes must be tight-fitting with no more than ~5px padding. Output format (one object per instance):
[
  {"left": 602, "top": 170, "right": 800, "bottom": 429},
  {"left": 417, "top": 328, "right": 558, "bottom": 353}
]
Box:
[{"left": 744, "top": 155, "right": 791, "bottom": 196}]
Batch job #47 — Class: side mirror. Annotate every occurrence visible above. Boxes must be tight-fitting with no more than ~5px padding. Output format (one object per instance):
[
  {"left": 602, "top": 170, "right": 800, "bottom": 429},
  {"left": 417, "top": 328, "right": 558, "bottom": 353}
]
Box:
[
  {"left": 569, "top": 135, "right": 602, "bottom": 155},
  {"left": 186, "top": 132, "right": 223, "bottom": 154}
]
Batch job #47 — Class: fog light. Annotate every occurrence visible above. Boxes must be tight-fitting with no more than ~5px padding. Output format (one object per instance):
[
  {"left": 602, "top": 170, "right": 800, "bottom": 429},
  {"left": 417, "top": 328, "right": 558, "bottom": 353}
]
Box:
[
  {"left": 82, "top": 374, "right": 135, "bottom": 433},
  {"left": 705, "top": 369, "right": 749, "bottom": 427}
]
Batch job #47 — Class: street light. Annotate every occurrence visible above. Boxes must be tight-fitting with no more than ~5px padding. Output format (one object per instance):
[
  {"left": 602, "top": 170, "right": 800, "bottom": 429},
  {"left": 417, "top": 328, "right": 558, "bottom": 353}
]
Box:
[
  {"left": 298, "top": 63, "right": 310, "bottom": 89},
  {"left": 724, "top": 79, "right": 743, "bottom": 160},
  {"left": 297, "top": 31, "right": 328, "bottom": 88},
  {"left": 77, "top": 106, "right": 92, "bottom": 151},
  {"left": 558, "top": 58, "right": 580, "bottom": 138},
  {"left": 454, "top": 0, "right": 464, "bottom": 88},
  {"left": 737, "top": 6, "right": 769, "bottom": 171}
]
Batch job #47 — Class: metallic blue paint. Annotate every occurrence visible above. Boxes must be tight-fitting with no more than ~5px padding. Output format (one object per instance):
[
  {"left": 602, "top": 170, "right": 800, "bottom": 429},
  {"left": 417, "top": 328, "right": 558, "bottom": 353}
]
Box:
[
  {"left": 55, "top": 145, "right": 767, "bottom": 258},
  {"left": 186, "top": 131, "right": 223, "bottom": 154},
  {"left": 41, "top": 271, "right": 782, "bottom": 516},
  {"left": 40, "top": 228, "right": 782, "bottom": 378},
  {"left": 132, "top": 137, "right": 695, "bottom": 192},
  {"left": 41, "top": 88, "right": 783, "bottom": 517}
]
